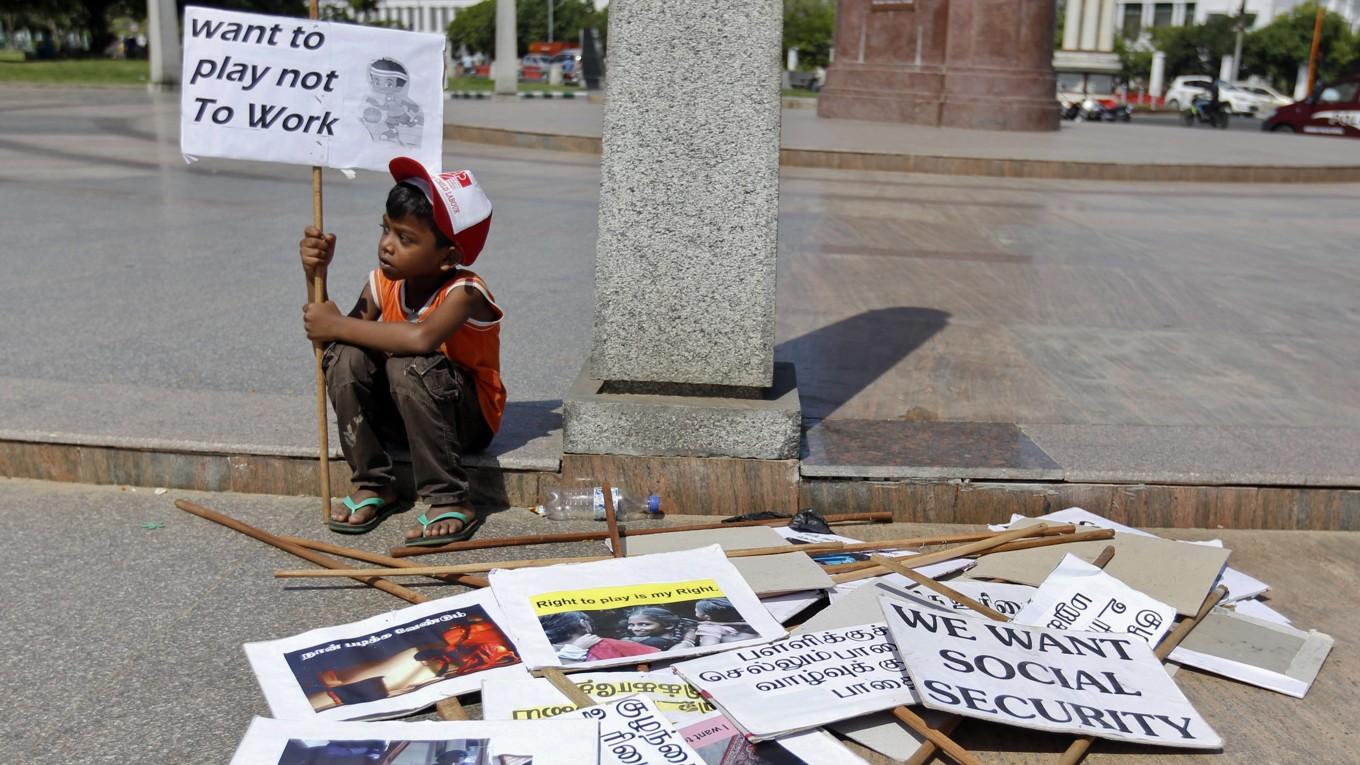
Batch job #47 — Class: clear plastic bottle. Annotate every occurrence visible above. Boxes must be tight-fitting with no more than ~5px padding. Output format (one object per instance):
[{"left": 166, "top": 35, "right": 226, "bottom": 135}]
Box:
[{"left": 540, "top": 486, "right": 661, "bottom": 521}]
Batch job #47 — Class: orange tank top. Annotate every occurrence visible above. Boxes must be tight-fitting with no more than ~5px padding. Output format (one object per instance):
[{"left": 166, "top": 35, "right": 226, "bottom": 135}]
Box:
[{"left": 369, "top": 268, "right": 506, "bottom": 433}]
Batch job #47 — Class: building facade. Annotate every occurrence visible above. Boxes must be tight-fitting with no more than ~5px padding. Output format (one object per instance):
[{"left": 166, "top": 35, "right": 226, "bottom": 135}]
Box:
[
  {"left": 349, "top": 0, "right": 480, "bottom": 35},
  {"left": 1116, "top": 0, "right": 1360, "bottom": 41}
]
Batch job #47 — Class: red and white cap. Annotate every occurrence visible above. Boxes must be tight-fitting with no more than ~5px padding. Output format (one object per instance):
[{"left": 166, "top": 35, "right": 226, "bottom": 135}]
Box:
[{"left": 389, "top": 157, "right": 493, "bottom": 266}]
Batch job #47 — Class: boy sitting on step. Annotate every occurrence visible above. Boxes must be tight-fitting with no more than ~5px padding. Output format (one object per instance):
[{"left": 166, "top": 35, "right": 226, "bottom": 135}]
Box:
[{"left": 300, "top": 157, "right": 505, "bottom": 546}]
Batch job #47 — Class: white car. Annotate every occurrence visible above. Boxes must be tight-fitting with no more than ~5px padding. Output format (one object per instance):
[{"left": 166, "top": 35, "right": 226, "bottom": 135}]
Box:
[
  {"left": 1235, "top": 82, "right": 1293, "bottom": 111},
  {"left": 1163, "top": 76, "right": 1261, "bottom": 116}
]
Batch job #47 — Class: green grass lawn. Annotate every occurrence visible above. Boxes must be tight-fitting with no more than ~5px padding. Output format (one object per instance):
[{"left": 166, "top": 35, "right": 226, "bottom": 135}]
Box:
[{"left": 0, "top": 57, "right": 149, "bottom": 85}]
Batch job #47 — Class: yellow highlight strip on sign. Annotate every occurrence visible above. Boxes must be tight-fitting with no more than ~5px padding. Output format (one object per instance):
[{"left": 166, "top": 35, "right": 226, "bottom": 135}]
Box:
[{"left": 531, "top": 579, "right": 725, "bottom": 616}]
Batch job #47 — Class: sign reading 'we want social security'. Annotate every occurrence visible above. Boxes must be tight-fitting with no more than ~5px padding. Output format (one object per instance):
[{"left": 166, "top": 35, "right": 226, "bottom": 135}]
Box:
[{"left": 180, "top": 6, "right": 444, "bottom": 172}]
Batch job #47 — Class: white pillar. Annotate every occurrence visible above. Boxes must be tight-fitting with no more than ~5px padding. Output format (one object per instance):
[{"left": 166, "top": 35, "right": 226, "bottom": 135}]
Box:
[
  {"left": 1096, "top": 0, "right": 1116, "bottom": 51},
  {"left": 1218, "top": 53, "right": 1233, "bottom": 81},
  {"left": 147, "top": 0, "right": 180, "bottom": 89},
  {"left": 1063, "top": 0, "right": 1084, "bottom": 50},
  {"left": 786, "top": 46, "right": 798, "bottom": 71},
  {"left": 1149, "top": 51, "right": 1166, "bottom": 98},
  {"left": 1080, "top": 0, "right": 1101, "bottom": 50},
  {"left": 494, "top": 0, "right": 517, "bottom": 95},
  {"left": 1293, "top": 62, "right": 1310, "bottom": 99}
]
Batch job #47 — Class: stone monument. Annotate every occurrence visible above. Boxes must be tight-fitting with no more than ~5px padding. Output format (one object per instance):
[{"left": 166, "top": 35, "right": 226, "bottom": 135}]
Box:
[
  {"left": 493, "top": 0, "right": 517, "bottom": 96},
  {"left": 561, "top": 0, "right": 801, "bottom": 511},
  {"left": 817, "top": 0, "right": 1058, "bottom": 131}
]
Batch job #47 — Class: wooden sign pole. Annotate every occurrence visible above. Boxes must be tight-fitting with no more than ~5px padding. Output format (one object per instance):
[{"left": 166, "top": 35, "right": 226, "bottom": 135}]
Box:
[{"left": 307, "top": 2, "right": 332, "bottom": 524}]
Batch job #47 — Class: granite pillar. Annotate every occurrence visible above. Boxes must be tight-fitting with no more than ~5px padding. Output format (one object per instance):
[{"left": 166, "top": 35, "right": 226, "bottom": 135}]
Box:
[
  {"left": 147, "top": 0, "right": 180, "bottom": 90},
  {"left": 817, "top": 0, "right": 1058, "bottom": 132},
  {"left": 562, "top": 0, "right": 801, "bottom": 461},
  {"left": 493, "top": 0, "right": 517, "bottom": 95}
]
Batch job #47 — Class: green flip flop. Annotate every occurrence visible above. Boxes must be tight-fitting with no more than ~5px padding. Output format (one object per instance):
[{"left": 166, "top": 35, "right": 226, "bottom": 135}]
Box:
[
  {"left": 403, "top": 509, "right": 485, "bottom": 547},
  {"left": 327, "top": 495, "right": 404, "bottom": 534}
]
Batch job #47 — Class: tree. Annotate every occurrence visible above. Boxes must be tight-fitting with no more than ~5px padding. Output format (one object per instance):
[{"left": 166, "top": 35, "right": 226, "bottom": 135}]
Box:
[
  {"left": 1114, "top": 36, "right": 1153, "bottom": 83},
  {"left": 1149, "top": 13, "right": 1237, "bottom": 80},
  {"left": 1243, "top": 2, "right": 1358, "bottom": 91},
  {"left": 783, "top": 0, "right": 834, "bottom": 69},
  {"left": 447, "top": 0, "right": 493, "bottom": 53},
  {"left": 448, "top": 0, "right": 605, "bottom": 58}
]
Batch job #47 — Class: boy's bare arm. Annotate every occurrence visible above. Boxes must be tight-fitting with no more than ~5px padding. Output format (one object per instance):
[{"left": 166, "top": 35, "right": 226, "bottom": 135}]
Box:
[{"left": 304, "top": 283, "right": 487, "bottom": 355}]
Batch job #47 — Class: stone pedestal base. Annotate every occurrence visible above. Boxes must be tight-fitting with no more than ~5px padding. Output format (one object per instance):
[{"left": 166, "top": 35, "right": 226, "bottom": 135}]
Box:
[{"left": 562, "top": 363, "right": 801, "bottom": 461}]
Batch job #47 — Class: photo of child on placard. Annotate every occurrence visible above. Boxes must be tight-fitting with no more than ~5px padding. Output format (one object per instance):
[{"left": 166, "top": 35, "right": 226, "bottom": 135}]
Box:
[
  {"left": 282, "top": 604, "right": 520, "bottom": 712},
  {"left": 538, "top": 590, "right": 758, "bottom": 664},
  {"left": 276, "top": 737, "right": 490, "bottom": 765}
]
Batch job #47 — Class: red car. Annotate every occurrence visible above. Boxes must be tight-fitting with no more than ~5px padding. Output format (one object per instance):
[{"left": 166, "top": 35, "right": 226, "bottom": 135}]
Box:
[{"left": 1263, "top": 75, "right": 1360, "bottom": 138}]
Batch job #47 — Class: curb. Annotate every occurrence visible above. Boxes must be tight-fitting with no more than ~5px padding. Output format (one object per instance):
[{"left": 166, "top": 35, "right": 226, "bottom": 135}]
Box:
[
  {"left": 516, "top": 91, "right": 585, "bottom": 99},
  {"left": 442, "top": 124, "right": 1360, "bottom": 184}
]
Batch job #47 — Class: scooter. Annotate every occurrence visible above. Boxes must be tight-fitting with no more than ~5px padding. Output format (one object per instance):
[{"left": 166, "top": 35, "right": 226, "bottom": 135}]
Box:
[{"left": 1182, "top": 96, "right": 1230, "bottom": 129}]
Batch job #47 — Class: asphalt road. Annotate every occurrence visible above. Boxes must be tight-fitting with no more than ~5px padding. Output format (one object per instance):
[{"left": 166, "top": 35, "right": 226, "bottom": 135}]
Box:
[{"left": 1125, "top": 110, "right": 1272, "bottom": 132}]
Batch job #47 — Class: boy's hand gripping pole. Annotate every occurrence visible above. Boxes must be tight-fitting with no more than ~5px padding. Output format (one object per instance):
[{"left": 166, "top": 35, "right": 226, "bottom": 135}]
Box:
[{"left": 309, "top": 0, "right": 331, "bottom": 524}]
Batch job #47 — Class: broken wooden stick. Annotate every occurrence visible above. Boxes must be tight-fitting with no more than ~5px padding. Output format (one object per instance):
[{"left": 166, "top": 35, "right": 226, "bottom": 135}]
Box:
[
  {"left": 831, "top": 523, "right": 1077, "bottom": 584},
  {"left": 602, "top": 481, "right": 625, "bottom": 558},
  {"left": 435, "top": 697, "right": 470, "bottom": 720},
  {"left": 388, "top": 511, "right": 894, "bottom": 558},
  {"left": 978, "top": 527, "right": 1115, "bottom": 556},
  {"left": 871, "top": 555, "right": 1009, "bottom": 622},
  {"left": 283, "top": 536, "right": 489, "bottom": 588},
  {"left": 175, "top": 499, "right": 429, "bottom": 605},
  {"left": 539, "top": 667, "right": 597, "bottom": 708},
  {"left": 891, "top": 706, "right": 982, "bottom": 765}
]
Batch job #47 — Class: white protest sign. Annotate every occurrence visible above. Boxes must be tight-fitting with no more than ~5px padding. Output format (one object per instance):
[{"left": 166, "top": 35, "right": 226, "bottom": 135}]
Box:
[
  {"left": 243, "top": 589, "right": 525, "bottom": 720},
  {"left": 559, "top": 695, "right": 705, "bottom": 765},
  {"left": 880, "top": 597, "right": 1221, "bottom": 749},
  {"left": 672, "top": 623, "right": 918, "bottom": 741},
  {"left": 488, "top": 546, "right": 784, "bottom": 670},
  {"left": 228, "top": 716, "right": 599, "bottom": 764},
  {"left": 1012, "top": 553, "right": 1175, "bottom": 646},
  {"left": 181, "top": 6, "right": 444, "bottom": 171},
  {"left": 481, "top": 670, "right": 715, "bottom": 726}
]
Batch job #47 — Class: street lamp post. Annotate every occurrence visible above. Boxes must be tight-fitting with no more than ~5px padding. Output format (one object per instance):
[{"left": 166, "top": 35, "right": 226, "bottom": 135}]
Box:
[{"left": 548, "top": 0, "right": 554, "bottom": 43}]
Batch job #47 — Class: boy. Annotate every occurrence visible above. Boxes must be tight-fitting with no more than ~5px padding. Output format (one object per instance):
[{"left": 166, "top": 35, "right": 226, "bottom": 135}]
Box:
[{"left": 300, "top": 158, "right": 504, "bottom": 546}]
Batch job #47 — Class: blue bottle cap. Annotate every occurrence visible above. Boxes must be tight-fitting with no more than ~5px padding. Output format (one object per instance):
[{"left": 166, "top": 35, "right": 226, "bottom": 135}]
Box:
[{"left": 647, "top": 494, "right": 661, "bottom": 513}]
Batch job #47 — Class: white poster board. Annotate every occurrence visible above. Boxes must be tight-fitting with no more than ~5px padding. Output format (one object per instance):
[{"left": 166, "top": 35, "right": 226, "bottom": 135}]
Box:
[
  {"left": 228, "top": 716, "right": 599, "bottom": 764},
  {"left": 243, "top": 589, "right": 525, "bottom": 720},
  {"left": 481, "top": 670, "right": 716, "bottom": 726},
  {"left": 488, "top": 546, "right": 784, "bottom": 670},
  {"left": 881, "top": 597, "right": 1221, "bottom": 749},
  {"left": 672, "top": 623, "right": 918, "bottom": 741},
  {"left": 559, "top": 695, "right": 706, "bottom": 765},
  {"left": 181, "top": 6, "right": 445, "bottom": 171},
  {"left": 1012, "top": 553, "right": 1176, "bottom": 646}
]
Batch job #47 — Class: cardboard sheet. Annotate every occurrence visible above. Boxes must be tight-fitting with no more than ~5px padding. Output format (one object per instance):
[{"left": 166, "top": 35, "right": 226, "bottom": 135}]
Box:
[
  {"left": 963, "top": 531, "right": 1230, "bottom": 616},
  {"left": 1169, "top": 608, "right": 1333, "bottom": 698},
  {"left": 622, "top": 526, "right": 790, "bottom": 555}
]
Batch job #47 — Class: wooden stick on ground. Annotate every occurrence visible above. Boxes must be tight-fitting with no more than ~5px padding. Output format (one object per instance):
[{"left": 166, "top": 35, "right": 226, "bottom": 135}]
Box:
[
  {"left": 175, "top": 499, "right": 428, "bottom": 605},
  {"left": 871, "top": 556, "right": 1009, "bottom": 622},
  {"left": 602, "top": 481, "right": 624, "bottom": 558},
  {"left": 283, "top": 536, "right": 489, "bottom": 588},
  {"left": 891, "top": 706, "right": 982, "bottom": 765},
  {"left": 388, "top": 511, "right": 894, "bottom": 558},
  {"left": 979, "top": 527, "right": 1115, "bottom": 556},
  {"left": 539, "top": 667, "right": 596, "bottom": 708},
  {"left": 834, "top": 525, "right": 1078, "bottom": 555},
  {"left": 435, "top": 697, "right": 470, "bottom": 720},
  {"left": 831, "top": 523, "right": 1078, "bottom": 584},
  {"left": 277, "top": 539, "right": 848, "bottom": 574},
  {"left": 903, "top": 715, "right": 963, "bottom": 765}
]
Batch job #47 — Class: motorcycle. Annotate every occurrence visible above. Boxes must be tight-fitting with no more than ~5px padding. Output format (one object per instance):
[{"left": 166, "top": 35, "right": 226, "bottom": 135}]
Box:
[{"left": 1182, "top": 96, "right": 1230, "bottom": 129}]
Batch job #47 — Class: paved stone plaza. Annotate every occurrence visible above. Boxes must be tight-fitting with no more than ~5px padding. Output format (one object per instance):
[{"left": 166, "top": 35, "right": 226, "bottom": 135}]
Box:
[{"left": 1, "top": 85, "right": 1357, "bottom": 488}]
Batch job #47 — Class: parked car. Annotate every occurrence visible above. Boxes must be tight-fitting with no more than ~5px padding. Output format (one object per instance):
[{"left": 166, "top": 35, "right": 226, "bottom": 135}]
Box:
[
  {"left": 519, "top": 53, "right": 553, "bottom": 82},
  {"left": 1262, "top": 75, "right": 1360, "bottom": 138},
  {"left": 1164, "top": 76, "right": 1261, "bottom": 116}
]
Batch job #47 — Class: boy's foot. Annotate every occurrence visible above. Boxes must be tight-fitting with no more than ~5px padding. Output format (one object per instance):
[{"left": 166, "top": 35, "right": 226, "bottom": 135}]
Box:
[
  {"left": 331, "top": 486, "right": 399, "bottom": 527},
  {"left": 405, "top": 504, "right": 478, "bottom": 542}
]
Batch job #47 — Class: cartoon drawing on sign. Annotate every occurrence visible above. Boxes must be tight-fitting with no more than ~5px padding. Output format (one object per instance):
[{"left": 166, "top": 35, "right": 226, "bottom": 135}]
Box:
[{"left": 361, "top": 57, "right": 423, "bottom": 146}]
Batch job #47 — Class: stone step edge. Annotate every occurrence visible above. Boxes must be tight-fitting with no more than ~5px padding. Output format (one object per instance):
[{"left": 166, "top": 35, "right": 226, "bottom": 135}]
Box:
[{"left": 2, "top": 437, "right": 1355, "bottom": 529}]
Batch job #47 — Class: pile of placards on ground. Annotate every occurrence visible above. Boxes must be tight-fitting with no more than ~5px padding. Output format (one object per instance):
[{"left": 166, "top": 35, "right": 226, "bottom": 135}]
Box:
[{"left": 218, "top": 505, "right": 1334, "bottom": 765}]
